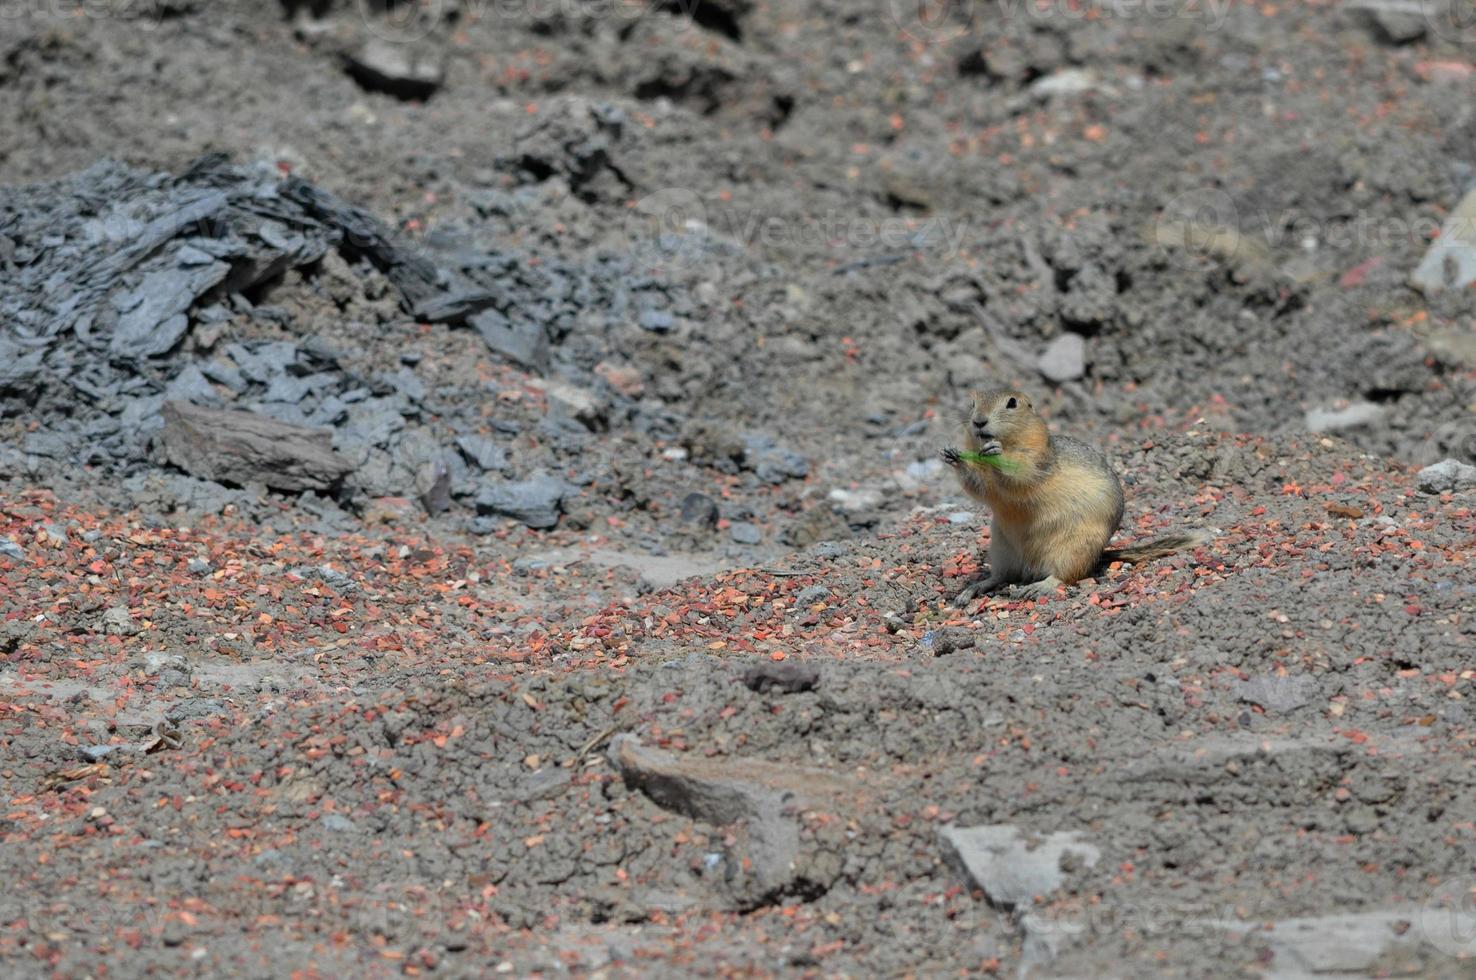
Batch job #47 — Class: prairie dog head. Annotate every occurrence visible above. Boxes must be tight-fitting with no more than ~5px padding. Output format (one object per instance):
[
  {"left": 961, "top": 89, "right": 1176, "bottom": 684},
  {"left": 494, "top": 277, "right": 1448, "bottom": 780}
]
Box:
[{"left": 963, "top": 389, "right": 1047, "bottom": 452}]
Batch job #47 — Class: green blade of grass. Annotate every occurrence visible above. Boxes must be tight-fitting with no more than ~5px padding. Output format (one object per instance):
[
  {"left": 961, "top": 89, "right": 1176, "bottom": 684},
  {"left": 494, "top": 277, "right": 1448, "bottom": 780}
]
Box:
[{"left": 956, "top": 450, "right": 1020, "bottom": 474}]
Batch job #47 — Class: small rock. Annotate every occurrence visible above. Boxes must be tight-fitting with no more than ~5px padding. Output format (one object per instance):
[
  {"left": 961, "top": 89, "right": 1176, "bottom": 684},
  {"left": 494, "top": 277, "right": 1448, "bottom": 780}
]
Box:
[
  {"left": 742, "top": 662, "right": 820, "bottom": 694},
  {"left": 680, "top": 492, "right": 720, "bottom": 529},
  {"left": 165, "top": 698, "right": 227, "bottom": 723},
  {"left": 77, "top": 744, "right": 128, "bottom": 763},
  {"left": 416, "top": 457, "right": 453, "bottom": 515},
  {"left": 0, "top": 537, "right": 24, "bottom": 561},
  {"left": 920, "top": 628, "right": 975, "bottom": 657},
  {"left": 544, "top": 380, "right": 608, "bottom": 430},
  {"left": 938, "top": 824, "right": 1101, "bottom": 910},
  {"left": 187, "top": 558, "right": 213, "bottom": 575},
  {"left": 1417, "top": 458, "right": 1476, "bottom": 494},
  {"left": 828, "top": 487, "right": 884, "bottom": 514},
  {"left": 477, "top": 474, "right": 567, "bottom": 529},
  {"left": 102, "top": 606, "right": 138, "bottom": 637},
  {"left": 795, "top": 585, "right": 830, "bottom": 605},
  {"left": 1029, "top": 67, "right": 1101, "bottom": 97},
  {"left": 159, "top": 401, "right": 353, "bottom": 493},
  {"left": 1236, "top": 674, "right": 1315, "bottom": 713},
  {"left": 729, "top": 521, "right": 762, "bottom": 545},
  {"left": 1037, "top": 333, "right": 1086, "bottom": 383},
  {"left": 1353, "top": 1, "right": 1427, "bottom": 44},
  {"left": 1210, "top": 911, "right": 1439, "bottom": 974},
  {"left": 344, "top": 38, "right": 444, "bottom": 100},
  {"left": 638, "top": 309, "right": 675, "bottom": 333},
  {"left": 320, "top": 813, "right": 356, "bottom": 833},
  {"left": 606, "top": 734, "right": 855, "bottom": 907},
  {"left": 471, "top": 311, "right": 550, "bottom": 373},
  {"left": 1304, "top": 401, "right": 1384, "bottom": 433},
  {"left": 1413, "top": 186, "right": 1476, "bottom": 293},
  {"left": 595, "top": 361, "right": 645, "bottom": 398},
  {"left": 456, "top": 435, "right": 508, "bottom": 472}
]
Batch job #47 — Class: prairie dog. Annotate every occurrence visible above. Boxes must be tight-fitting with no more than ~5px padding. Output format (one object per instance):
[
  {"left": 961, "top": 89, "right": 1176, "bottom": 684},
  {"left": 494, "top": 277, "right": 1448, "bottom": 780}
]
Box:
[{"left": 941, "top": 389, "right": 1206, "bottom": 602}]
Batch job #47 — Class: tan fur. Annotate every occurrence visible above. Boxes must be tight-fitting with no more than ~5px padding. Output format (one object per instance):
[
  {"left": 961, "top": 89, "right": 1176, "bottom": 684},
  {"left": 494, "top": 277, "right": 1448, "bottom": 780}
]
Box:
[{"left": 942, "top": 390, "right": 1203, "bottom": 601}]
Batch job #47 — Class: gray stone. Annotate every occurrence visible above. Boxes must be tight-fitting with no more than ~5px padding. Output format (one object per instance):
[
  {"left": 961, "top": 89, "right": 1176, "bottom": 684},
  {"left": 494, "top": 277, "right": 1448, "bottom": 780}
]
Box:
[
  {"left": 160, "top": 401, "right": 354, "bottom": 492},
  {"left": 638, "top": 309, "right": 675, "bottom": 333},
  {"left": 1037, "top": 333, "right": 1086, "bottom": 383},
  {"left": 165, "top": 698, "right": 227, "bottom": 723},
  {"left": 476, "top": 474, "right": 567, "bottom": 529},
  {"left": 470, "top": 310, "right": 550, "bottom": 373},
  {"left": 109, "top": 261, "right": 230, "bottom": 358},
  {"left": 545, "top": 381, "right": 607, "bottom": 430},
  {"left": 1417, "top": 458, "right": 1476, "bottom": 494},
  {"left": 416, "top": 456, "right": 452, "bottom": 515},
  {"left": 1029, "top": 68, "right": 1101, "bottom": 97},
  {"left": 795, "top": 585, "right": 830, "bottom": 604},
  {"left": 77, "top": 744, "right": 128, "bottom": 763},
  {"left": 456, "top": 434, "right": 508, "bottom": 472},
  {"left": 1209, "top": 910, "right": 1446, "bottom": 975},
  {"left": 319, "top": 813, "right": 356, "bottom": 833},
  {"left": 1413, "top": 186, "right": 1476, "bottom": 293},
  {"left": 1349, "top": 0, "right": 1427, "bottom": 43},
  {"left": 1304, "top": 401, "right": 1384, "bottom": 432},
  {"left": 937, "top": 824, "right": 1100, "bottom": 910},
  {"left": 742, "top": 662, "right": 820, "bottom": 694},
  {"left": 729, "top": 521, "right": 762, "bottom": 545},
  {"left": 606, "top": 735, "right": 855, "bottom": 908},
  {"left": 680, "top": 492, "right": 720, "bottom": 529},
  {"left": 102, "top": 605, "right": 138, "bottom": 637},
  {"left": 0, "top": 538, "right": 24, "bottom": 561},
  {"left": 344, "top": 38, "right": 444, "bottom": 100},
  {"left": 1235, "top": 674, "right": 1315, "bottom": 713}
]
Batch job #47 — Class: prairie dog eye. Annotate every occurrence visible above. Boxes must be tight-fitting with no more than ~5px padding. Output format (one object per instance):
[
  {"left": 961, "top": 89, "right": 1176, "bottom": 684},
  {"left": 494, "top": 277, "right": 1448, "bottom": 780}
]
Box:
[{"left": 1005, "top": 397, "right": 1018, "bottom": 410}]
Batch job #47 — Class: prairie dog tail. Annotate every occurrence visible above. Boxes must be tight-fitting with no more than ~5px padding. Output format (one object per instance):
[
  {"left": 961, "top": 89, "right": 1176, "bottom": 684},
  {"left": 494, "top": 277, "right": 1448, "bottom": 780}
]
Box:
[{"left": 1101, "top": 529, "right": 1213, "bottom": 565}]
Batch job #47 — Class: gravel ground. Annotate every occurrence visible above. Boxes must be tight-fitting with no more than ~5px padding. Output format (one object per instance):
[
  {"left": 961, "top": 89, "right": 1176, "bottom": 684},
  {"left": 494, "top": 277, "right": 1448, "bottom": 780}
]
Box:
[{"left": 2, "top": 1, "right": 1476, "bottom": 976}]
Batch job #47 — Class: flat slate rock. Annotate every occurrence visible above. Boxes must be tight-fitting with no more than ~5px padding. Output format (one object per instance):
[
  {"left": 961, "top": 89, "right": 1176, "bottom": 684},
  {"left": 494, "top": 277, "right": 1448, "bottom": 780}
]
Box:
[
  {"left": 938, "top": 824, "right": 1100, "bottom": 911},
  {"left": 160, "top": 400, "right": 354, "bottom": 493},
  {"left": 475, "top": 473, "right": 567, "bottom": 529}
]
